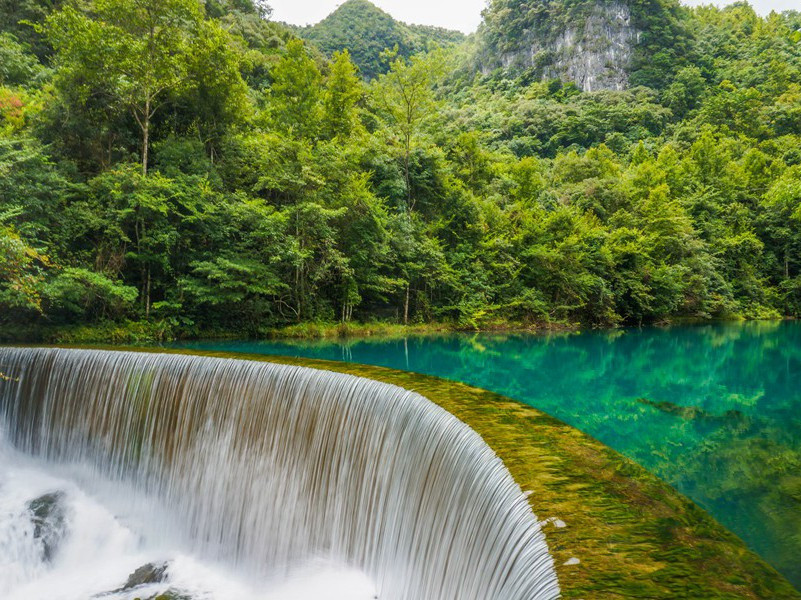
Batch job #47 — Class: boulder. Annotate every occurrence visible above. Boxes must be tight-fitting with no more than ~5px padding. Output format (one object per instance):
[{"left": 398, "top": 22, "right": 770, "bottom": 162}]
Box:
[{"left": 28, "top": 491, "right": 67, "bottom": 562}]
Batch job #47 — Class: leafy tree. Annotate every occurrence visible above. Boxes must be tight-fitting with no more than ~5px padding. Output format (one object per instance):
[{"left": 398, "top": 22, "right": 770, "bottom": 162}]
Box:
[
  {"left": 0, "top": 211, "right": 48, "bottom": 316},
  {"left": 45, "top": 0, "right": 208, "bottom": 174},
  {"left": 0, "top": 33, "right": 46, "bottom": 86},
  {"left": 266, "top": 39, "right": 322, "bottom": 139},
  {"left": 371, "top": 48, "right": 445, "bottom": 209},
  {"left": 322, "top": 50, "right": 364, "bottom": 140}
]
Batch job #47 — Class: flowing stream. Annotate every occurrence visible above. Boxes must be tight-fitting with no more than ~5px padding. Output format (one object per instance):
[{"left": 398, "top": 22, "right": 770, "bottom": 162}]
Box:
[{"left": 0, "top": 347, "right": 559, "bottom": 600}]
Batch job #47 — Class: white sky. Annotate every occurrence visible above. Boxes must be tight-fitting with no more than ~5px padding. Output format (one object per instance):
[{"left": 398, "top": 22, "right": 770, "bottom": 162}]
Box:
[{"left": 269, "top": 0, "right": 799, "bottom": 34}]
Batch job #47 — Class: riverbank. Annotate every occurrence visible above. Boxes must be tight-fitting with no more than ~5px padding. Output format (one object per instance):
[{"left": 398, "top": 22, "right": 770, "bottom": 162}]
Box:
[
  {"left": 4, "top": 313, "right": 788, "bottom": 345},
  {"left": 49, "top": 345, "right": 801, "bottom": 599},
  {"left": 0, "top": 318, "right": 580, "bottom": 345}
]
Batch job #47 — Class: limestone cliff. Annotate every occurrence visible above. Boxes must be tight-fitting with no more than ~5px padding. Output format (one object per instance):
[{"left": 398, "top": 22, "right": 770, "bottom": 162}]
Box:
[{"left": 478, "top": 0, "right": 661, "bottom": 91}]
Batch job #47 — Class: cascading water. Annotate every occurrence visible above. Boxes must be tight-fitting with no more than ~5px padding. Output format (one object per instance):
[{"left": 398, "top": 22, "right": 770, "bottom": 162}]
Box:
[{"left": 0, "top": 347, "right": 559, "bottom": 599}]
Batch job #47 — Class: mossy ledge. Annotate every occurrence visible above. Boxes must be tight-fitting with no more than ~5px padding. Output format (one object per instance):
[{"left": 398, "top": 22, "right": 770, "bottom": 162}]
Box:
[{"left": 48, "top": 345, "right": 801, "bottom": 599}]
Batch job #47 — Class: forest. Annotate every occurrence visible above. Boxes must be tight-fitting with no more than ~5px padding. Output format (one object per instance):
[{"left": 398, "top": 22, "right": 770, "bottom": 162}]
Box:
[{"left": 1, "top": 0, "right": 801, "bottom": 341}]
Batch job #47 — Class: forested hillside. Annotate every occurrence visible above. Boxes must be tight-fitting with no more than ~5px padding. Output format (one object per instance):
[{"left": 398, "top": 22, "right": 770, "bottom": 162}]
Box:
[
  {"left": 1, "top": 0, "right": 801, "bottom": 341},
  {"left": 297, "top": 0, "right": 464, "bottom": 79}
]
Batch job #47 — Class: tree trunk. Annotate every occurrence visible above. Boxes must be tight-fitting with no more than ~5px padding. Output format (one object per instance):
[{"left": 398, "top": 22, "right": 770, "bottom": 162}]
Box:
[
  {"left": 145, "top": 266, "right": 151, "bottom": 319},
  {"left": 403, "top": 284, "right": 410, "bottom": 325},
  {"left": 404, "top": 132, "right": 412, "bottom": 210},
  {"left": 142, "top": 98, "right": 150, "bottom": 176},
  {"left": 786, "top": 251, "right": 790, "bottom": 316}
]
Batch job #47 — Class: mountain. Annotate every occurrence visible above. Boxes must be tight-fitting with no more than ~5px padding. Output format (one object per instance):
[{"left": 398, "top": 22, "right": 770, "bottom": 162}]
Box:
[
  {"left": 475, "top": 0, "right": 692, "bottom": 91},
  {"left": 298, "top": 0, "right": 464, "bottom": 79}
]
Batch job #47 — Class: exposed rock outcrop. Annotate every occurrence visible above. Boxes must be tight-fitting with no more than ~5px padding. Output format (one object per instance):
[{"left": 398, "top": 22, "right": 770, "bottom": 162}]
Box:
[
  {"left": 120, "top": 562, "right": 170, "bottom": 590},
  {"left": 479, "top": 1, "right": 641, "bottom": 92}
]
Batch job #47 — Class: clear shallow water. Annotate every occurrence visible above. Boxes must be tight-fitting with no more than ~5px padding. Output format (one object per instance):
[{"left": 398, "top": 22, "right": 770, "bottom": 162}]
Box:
[{"left": 176, "top": 320, "right": 801, "bottom": 590}]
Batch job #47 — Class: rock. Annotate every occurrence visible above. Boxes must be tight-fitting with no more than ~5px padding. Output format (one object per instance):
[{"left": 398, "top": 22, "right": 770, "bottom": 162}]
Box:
[
  {"left": 478, "top": 0, "right": 641, "bottom": 91},
  {"left": 539, "top": 516, "right": 567, "bottom": 529},
  {"left": 564, "top": 557, "right": 581, "bottom": 566},
  {"left": 121, "top": 562, "right": 170, "bottom": 590},
  {"left": 28, "top": 491, "right": 67, "bottom": 562},
  {"left": 142, "top": 590, "right": 192, "bottom": 600}
]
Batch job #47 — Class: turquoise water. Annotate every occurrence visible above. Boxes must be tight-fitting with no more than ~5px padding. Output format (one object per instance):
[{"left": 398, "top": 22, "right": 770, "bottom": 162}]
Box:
[{"left": 174, "top": 321, "right": 801, "bottom": 589}]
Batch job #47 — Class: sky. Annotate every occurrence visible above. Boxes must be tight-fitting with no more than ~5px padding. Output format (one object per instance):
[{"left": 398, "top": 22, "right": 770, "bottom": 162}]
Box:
[{"left": 269, "top": 0, "right": 799, "bottom": 34}]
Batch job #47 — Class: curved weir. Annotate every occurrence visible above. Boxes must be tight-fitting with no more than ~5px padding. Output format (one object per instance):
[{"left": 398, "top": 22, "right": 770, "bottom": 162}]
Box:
[{"left": 0, "top": 348, "right": 559, "bottom": 599}]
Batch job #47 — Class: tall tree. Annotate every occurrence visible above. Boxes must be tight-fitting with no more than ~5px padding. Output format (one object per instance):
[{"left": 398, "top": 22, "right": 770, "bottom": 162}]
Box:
[
  {"left": 322, "top": 50, "right": 363, "bottom": 140},
  {"left": 44, "top": 0, "right": 206, "bottom": 175},
  {"left": 267, "top": 39, "right": 322, "bottom": 140},
  {"left": 372, "top": 48, "right": 445, "bottom": 210}
]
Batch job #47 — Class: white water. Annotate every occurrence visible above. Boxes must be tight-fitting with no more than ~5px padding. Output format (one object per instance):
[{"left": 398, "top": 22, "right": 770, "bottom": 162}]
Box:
[
  {"left": 0, "top": 435, "right": 378, "bottom": 600},
  {"left": 0, "top": 348, "right": 559, "bottom": 599}
]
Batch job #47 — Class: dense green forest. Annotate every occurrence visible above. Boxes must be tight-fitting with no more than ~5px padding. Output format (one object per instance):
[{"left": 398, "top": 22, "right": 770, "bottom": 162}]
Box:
[{"left": 1, "top": 0, "right": 801, "bottom": 341}]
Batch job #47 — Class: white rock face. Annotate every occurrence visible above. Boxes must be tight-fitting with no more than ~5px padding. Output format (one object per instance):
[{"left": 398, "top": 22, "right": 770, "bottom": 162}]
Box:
[{"left": 486, "top": 1, "right": 640, "bottom": 92}]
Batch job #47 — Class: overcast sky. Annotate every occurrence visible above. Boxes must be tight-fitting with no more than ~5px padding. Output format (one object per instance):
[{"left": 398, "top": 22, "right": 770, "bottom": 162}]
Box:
[{"left": 269, "top": 0, "right": 798, "bottom": 34}]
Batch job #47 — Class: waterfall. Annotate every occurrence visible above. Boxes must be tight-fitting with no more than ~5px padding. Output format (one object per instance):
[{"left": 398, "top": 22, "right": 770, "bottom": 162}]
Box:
[{"left": 0, "top": 347, "right": 559, "bottom": 599}]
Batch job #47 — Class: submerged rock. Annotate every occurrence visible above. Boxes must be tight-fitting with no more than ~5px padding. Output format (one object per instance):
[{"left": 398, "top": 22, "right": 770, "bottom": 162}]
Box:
[
  {"left": 28, "top": 491, "right": 67, "bottom": 562},
  {"left": 637, "top": 397, "right": 752, "bottom": 427}
]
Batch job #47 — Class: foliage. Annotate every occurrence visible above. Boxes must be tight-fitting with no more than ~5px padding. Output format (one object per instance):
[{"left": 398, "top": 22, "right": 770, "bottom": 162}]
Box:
[{"left": 1, "top": 0, "right": 801, "bottom": 338}]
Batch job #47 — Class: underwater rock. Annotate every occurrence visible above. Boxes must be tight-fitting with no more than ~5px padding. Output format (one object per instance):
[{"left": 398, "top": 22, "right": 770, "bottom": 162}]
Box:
[
  {"left": 28, "top": 491, "right": 67, "bottom": 562},
  {"left": 637, "top": 398, "right": 751, "bottom": 427}
]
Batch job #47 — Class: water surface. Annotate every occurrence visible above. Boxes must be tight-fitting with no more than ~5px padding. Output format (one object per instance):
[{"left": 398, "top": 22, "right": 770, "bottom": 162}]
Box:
[{"left": 176, "top": 321, "right": 801, "bottom": 589}]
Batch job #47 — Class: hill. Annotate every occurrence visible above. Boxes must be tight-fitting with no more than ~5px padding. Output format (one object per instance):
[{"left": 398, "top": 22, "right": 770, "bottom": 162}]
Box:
[{"left": 299, "top": 0, "right": 464, "bottom": 79}]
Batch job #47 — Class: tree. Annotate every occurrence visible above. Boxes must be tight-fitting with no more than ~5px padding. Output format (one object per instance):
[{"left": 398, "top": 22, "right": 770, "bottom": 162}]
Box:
[
  {"left": 762, "top": 167, "right": 801, "bottom": 314},
  {"left": 267, "top": 39, "right": 322, "bottom": 140},
  {"left": 322, "top": 50, "right": 363, "bottom": 140},
  {"left": 0, "top": 210, "right": 49, "bottom": 317},
  {"left": 371, "top": 48, "right": 445, "bottom": 210},
  {"left": 44, "top": 0, "right": 206, "bottom": 175}
]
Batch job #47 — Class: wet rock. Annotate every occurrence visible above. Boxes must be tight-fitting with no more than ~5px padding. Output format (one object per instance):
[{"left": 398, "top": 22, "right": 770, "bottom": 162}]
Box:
[
  {"left": 141, "top": 590, "right": 192, "bottom": 600},
  {"left": 28, "top": 491, "right": 67, "bottom": 562},
  {"left": 121, "top": 562, "right": 170, "bottom": 590}
]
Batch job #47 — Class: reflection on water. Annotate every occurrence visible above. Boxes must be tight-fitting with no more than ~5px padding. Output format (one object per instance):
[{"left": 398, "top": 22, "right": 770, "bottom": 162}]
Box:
[{"left": 175, "top": 321, "right": 801, "bottom": 590}]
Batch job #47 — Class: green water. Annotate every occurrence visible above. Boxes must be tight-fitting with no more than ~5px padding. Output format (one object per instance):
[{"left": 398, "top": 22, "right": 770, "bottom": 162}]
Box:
[{"left": 175, "top": 321, "right": 801, "bottom": 589}]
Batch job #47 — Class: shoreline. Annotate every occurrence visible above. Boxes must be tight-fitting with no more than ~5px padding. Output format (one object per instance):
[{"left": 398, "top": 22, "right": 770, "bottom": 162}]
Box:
[{"left": 2, "top": 315, "right": 794, "bottom": 345}]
